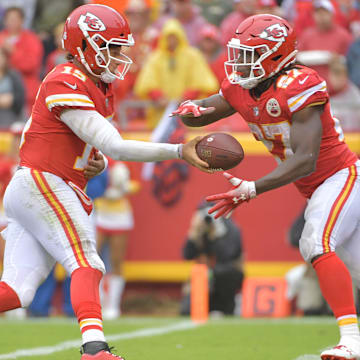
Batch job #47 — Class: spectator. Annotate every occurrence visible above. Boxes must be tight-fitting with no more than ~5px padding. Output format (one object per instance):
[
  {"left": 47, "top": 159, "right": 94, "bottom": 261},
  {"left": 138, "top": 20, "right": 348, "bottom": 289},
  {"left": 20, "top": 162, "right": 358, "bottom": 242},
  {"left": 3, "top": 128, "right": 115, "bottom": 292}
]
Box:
[
  {"left": 95, "top": 160, "right": 139, "bottom": 319},
  {"left": 33, "top": 0, "right": 82, "bottom": 36},
  {"left": 0, "top": 0, "right": 37, "bottom": 29},
  {"left": 328, "top": 55, "right": 360, "bottom": 131},
  {"left": 292, "top": 0, "right": 350, "bottom": 36},
  {"left": 90, "top": 0, "right": 154, "bottom": 16},
  {"left": 297, "top": 0, "right": 353, "bottom": 87},
  {"left": 193, "top": 0, "right": 233, "bottom": 26},
  {"left": 32, "top": 1, "right": 83, "bottom": 64},
  {"left": 220, "top": 0, "right": 257, "bottom": 45},
  {"left": 153, "top": 0, "right": 208, "bottom": 46},
  {"left": 180, "top": 201, "right": 244, "bottom": 315},
  {"left": 0, "top": 47, "right": 25, "bottom": 128},
  {"left": 0, "top": 7, "right": 43, "bottom": 114},
  {"left": 44, "top": 22, "right": 67, "bottom": 76},
  {"left": 196, "top": 24, "right": 226, "bottom": 84},
  {"left": 113, "top": 0, "right": 155, "bottom": 106},
  {"left": 255, "top": 0, "right": 283, "bottom": 16},
  {"left": 347, "top": 36, "right": 360, "bottom": 89},
  {"left": 134, "top": 19, "right": 218, "bottom": 128}
]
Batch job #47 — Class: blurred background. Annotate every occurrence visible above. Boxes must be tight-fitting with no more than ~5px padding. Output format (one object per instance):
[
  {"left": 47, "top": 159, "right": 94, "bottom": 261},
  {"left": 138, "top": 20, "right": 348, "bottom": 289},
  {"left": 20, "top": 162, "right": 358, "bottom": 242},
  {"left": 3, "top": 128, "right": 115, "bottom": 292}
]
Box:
[{"left": 0, "top": 0, "right": 359, "bottom": 321}]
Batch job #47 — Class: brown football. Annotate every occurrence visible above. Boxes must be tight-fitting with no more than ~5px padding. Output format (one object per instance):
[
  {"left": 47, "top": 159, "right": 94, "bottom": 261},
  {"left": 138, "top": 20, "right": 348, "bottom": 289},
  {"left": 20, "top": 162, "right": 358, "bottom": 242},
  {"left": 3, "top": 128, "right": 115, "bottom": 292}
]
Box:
[{"left": 195, "top": 133, "right": 244, "bottom": 171}]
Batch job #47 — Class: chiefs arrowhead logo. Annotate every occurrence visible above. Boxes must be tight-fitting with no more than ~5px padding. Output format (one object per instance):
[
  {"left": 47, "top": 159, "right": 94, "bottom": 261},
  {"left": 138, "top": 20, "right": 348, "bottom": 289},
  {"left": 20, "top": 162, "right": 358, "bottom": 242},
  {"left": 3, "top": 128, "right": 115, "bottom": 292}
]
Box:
[
  {"left": 259, "top": 23, "right": 288, "bottom": 42},
  {"left": 266, "top": 98, "right": 281, "bottom": 117},
  {"left": 78, "top": 12, "right": 106, "bottom": 32}
]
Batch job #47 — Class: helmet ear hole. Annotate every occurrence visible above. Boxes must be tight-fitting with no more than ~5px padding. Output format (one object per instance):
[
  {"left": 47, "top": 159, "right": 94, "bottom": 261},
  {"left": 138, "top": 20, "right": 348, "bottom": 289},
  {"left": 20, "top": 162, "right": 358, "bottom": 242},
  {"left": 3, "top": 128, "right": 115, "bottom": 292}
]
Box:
[
  {"left": 272, "top": 55, "right": 282, "bottom": 61},
  {"left": 82, "top": 39, "right": 87, "bottom": 51}
]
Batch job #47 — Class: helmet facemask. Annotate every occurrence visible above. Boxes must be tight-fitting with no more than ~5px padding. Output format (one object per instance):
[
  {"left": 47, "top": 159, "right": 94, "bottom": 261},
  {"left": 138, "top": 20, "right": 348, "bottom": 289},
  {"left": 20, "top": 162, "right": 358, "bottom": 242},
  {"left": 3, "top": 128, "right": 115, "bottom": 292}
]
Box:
[
  {"left": 77, "top": 23, "right": 135, "bottom": 83},
  {"left": 225, "top": 37, "right": 292, "bottom": 89}
]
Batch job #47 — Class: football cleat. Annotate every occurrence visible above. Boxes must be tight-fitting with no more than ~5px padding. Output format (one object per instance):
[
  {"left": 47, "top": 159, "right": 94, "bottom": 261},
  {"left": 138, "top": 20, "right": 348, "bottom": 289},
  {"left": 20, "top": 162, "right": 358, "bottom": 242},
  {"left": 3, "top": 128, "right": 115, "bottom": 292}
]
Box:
[
  {"left": 320, "top": 338, "right": 360, "bottom": 360},
  {"left": 80, "top": 341, "right": 125, "bottom": 360}
]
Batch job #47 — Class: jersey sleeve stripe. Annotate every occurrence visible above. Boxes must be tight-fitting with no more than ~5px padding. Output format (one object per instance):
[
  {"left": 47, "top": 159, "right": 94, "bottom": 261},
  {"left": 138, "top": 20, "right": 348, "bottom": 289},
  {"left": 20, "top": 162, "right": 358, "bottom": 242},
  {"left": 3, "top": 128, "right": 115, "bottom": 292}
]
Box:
[
  {"left": 45, "top": 94, "right": 95, "bottom": 110},
  {"left": 287, "top": 81, "right": 327, "bottom": 112}
]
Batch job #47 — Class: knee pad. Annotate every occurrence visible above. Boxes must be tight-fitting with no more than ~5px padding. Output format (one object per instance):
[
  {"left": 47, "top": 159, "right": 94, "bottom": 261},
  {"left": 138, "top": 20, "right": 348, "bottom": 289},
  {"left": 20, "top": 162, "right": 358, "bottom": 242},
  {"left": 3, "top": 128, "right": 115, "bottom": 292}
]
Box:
[
  {"left": 299, "top": 221, "right": 323, "bottom": 263},
  {"left": 2, "top": 268, "right": 47, "bottom": 307}
]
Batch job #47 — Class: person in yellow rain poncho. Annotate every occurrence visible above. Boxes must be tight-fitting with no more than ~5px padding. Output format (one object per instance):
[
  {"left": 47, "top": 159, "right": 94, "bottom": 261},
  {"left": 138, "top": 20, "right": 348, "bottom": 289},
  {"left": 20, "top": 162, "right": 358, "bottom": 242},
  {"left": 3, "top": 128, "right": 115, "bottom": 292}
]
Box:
[{"left": 134, "top": 18, "right": 219, "bottom": 129}]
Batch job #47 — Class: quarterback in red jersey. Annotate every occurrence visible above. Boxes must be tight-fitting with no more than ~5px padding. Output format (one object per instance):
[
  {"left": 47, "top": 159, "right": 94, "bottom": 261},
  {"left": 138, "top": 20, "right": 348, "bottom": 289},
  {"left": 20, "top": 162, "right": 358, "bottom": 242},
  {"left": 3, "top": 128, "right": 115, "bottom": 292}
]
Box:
[
  {"left": 172, "top": 14, "right": 360, "bottom": 360},
  {"left": 0, "top": 4, "right": 210, "bottom": 360}
]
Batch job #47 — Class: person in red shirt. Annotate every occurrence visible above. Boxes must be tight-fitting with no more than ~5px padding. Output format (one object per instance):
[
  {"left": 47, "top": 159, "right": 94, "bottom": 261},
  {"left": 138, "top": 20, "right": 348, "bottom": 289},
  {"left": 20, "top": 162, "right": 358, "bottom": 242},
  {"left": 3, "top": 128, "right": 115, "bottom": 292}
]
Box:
[
  {"left": 220, "top": 0, "right": 257, "bottom": 45},
  {"left": 172, "top": 14, "right": 360, "bottom": 360},
  {"left": 0, "top": 4, "right": 209, "bottom": 360},
  {"left": 45, "top": 22, "right": 67, "bottom": 76},
  {"left": 296, "top": 0, "right": 353, "bottom": 87},
  {"left": 197, "top": 23, "right": 226, "bottom": 84},
  {"left": 0, "top": 7, "right": 43, "bottom": 114}
]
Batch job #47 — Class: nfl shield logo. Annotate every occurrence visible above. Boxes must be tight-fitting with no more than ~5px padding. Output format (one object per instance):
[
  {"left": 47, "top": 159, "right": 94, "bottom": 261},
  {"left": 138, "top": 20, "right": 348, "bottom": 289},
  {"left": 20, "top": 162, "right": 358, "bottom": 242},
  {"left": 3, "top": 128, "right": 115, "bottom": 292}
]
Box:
[{"left": 253, "top": 107, "right": 259, "bottom": 117}]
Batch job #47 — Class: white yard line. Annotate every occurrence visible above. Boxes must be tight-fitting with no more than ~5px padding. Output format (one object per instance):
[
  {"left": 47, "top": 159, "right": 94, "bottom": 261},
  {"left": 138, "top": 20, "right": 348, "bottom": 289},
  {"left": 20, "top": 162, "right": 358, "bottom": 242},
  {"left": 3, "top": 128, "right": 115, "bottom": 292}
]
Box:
[{"left": 0, "top": 321, "right": 198, "bottom": 359}]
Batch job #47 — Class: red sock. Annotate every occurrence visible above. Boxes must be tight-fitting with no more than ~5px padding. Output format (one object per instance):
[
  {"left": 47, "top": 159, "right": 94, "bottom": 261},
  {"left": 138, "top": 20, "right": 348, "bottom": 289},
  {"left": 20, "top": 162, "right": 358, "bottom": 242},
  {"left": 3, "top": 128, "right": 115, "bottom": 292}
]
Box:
[
  {"left": 71, "top": 267, "right": 103, "bottom": 322},
  {"left": 0, "top": 281, "right": 21, "bottom": 312},
  {"left": 312, "top": 252, "right": 356, "bottom": 318}
]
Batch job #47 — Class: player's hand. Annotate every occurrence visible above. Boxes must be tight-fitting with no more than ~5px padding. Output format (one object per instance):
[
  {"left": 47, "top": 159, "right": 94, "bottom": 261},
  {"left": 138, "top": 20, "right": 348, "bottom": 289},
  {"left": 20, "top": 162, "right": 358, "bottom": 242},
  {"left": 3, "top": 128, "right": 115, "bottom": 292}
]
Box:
[
  {"left": 84, "top": 152, "right": 105, "bottom": 179},
  {"left": 170, "top": 100, "right": 215, "bottom": 118},
  {"left": 181, "top": 136, "right": 214, "bottom": 173},
  {"left": 206, "top": 172, "right": 256, "bottom": 219}
]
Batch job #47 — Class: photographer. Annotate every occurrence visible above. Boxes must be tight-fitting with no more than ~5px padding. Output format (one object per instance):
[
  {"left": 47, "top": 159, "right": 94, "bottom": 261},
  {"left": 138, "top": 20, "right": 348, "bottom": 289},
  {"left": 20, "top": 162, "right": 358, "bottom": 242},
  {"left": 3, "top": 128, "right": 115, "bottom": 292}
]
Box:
[{"left": 180, "top": 202, "right": 244, "bottom": 315}]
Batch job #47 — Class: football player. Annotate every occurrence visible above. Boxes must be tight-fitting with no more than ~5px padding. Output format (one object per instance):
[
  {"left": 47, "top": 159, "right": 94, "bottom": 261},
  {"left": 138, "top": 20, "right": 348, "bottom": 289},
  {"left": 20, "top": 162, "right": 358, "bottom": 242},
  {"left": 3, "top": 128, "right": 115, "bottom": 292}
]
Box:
[
  {"left": 0, "top": 4, "right": 210, "bottom": 360},
  {"left": 172, "top": 14, "right": 360, "bottom": 360}
]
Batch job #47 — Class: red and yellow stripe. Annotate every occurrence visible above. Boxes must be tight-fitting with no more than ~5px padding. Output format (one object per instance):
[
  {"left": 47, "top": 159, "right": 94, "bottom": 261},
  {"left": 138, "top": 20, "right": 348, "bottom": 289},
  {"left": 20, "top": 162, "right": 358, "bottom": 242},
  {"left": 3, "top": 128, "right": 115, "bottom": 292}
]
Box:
[
  {"left": 337, "top": 316, "right": 358, "bottom": 327},
  {"left": 322, "top": 165, "right": 357, "bottom": 253},
  {"left": 31, "top": 169, "right": 90, "bottom": 268},
  {"left": 79, "top": 318, "right": 103, "bottom": 333}
]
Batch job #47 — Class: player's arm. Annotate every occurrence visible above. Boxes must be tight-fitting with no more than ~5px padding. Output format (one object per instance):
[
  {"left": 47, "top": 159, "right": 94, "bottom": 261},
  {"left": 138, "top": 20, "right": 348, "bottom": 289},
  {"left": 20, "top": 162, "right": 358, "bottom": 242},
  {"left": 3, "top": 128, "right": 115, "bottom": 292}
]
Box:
[
  {"left": 254, "top": 105, "right": 323, "bottom": 194},
  {"left": 60, "top": 109, "right": 212, "bottom": 173},
  {"left": 171, "top": 94, "right": 236, "bottom": 127},
  {"left": 206, "top": 105, "right": 323, "bottom": 218}
]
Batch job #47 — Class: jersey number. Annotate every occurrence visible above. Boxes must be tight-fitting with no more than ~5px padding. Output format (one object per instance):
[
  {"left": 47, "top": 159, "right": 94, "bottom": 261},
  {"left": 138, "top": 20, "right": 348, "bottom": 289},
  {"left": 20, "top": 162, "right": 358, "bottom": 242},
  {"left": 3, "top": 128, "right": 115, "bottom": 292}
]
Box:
[
  {"left": 74, "top": 144, "right": 93, "bottom": 170},
  {"left": 248, "top": 121, "right": 293, "bottom": 162},
  {"left": 61, "top": 66, "right": 87, "bottom": 82}
]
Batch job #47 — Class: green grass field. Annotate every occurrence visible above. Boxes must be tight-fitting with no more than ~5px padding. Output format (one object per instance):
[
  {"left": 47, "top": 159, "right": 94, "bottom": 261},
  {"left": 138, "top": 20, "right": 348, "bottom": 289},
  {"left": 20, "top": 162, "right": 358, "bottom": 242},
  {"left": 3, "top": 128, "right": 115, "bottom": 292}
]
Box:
[{"left": 0, "top": 317, "right": 340, "bottom": 360}]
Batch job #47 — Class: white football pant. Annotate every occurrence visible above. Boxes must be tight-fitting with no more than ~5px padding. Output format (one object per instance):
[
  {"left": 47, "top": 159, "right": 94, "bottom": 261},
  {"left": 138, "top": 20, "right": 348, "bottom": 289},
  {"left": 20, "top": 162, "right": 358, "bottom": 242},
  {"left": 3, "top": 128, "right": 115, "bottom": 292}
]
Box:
[
  {"left": 300, "top": 160, "right": 360, "bottom": 287},
  {"left": 1, "top": 168, "right": 105, "bottom": 307}
]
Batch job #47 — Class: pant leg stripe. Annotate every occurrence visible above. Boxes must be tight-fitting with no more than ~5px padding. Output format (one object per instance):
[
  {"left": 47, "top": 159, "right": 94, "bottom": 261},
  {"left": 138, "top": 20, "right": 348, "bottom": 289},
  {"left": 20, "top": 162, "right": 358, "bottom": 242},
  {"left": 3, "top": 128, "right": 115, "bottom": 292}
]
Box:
[
  {"left": 322, "top": 165, "right": 357, "bottom": 253},
  {"left": 31, "top": 169, "right": 90, "bottom": 268}
]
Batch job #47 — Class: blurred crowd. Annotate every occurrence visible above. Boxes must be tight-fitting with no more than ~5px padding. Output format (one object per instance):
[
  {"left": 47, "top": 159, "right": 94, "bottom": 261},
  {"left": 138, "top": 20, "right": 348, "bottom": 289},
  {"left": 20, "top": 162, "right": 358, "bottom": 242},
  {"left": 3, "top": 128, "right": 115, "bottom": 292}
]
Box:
[
  {"left": 0, "top": 0, "right": 360, "bottom": 318},
  {"left": 0, "top": 0, "right": 359, "bottom": 131}
]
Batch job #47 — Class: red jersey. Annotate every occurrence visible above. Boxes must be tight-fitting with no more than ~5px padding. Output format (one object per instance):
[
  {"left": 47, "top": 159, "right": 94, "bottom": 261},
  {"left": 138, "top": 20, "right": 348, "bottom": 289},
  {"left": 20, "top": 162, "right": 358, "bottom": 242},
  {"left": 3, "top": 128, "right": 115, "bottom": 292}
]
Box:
[
  {"left": 221, "top": 65, "right": 358, "bottom": 198},
  {"left": 20, "top": 62, "right": 115, "bottom": 189}
]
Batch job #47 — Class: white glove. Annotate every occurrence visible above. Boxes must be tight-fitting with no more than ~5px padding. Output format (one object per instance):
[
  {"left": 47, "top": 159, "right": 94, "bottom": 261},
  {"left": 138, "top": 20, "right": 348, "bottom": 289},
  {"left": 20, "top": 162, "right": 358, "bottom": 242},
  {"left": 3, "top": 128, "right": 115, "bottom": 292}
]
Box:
[{"left": 206, "top": 172, "right": 256, "bottom": 219}]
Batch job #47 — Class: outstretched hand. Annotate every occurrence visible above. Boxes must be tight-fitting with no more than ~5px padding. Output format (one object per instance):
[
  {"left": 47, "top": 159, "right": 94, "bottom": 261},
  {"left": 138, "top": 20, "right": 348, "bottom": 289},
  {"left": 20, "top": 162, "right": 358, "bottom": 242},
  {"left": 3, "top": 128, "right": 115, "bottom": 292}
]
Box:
[
  {"left": 170, "top": 100, "right": 215, "bottom": 118},
  {"left": 206, "top": 172, "right": 257, "bottom": 219},
  {"left": 182, "top": 136, "right": 214, "bottom": 174}
]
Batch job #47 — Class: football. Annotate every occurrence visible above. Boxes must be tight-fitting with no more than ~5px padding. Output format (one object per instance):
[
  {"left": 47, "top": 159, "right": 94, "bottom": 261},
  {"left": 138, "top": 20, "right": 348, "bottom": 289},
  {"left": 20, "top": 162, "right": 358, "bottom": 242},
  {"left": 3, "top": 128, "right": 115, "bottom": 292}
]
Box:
[{"left": 195, "top": 133, "right": 244, "bottom": 171}]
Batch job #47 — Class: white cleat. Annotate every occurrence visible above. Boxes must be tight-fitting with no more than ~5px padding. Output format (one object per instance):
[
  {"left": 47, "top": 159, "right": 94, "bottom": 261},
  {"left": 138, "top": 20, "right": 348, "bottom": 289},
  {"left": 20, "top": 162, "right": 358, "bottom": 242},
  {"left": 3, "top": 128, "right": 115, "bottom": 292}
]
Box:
[{"left": 321, "top": 337, "right": 360, "bottom": 360}]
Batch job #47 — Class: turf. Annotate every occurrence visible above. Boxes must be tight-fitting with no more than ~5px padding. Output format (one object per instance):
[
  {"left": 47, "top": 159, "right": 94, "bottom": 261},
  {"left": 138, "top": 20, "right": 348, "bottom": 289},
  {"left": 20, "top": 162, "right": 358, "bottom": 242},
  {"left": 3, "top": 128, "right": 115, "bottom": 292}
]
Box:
[{"left": 0, "top": 317, "right": 340, "bottom": 360}]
